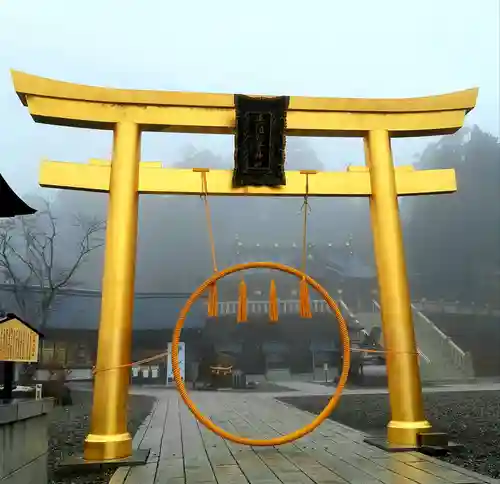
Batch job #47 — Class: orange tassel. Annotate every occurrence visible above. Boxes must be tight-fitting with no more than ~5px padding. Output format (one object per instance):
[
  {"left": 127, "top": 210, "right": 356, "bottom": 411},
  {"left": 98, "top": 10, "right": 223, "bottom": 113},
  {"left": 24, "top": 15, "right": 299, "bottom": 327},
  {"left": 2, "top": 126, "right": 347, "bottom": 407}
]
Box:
[
  {"left": 269, "top": 279, "right": 279, "bottom": 323},
  {"left": 299, "top": 277, "right": 312, "bottom": 318},
  {"left": 207, "top": 283, "right": 218, "bottom": 317},
  {"left": 237, "top": 279, "right": 248, "bottom": 323}
]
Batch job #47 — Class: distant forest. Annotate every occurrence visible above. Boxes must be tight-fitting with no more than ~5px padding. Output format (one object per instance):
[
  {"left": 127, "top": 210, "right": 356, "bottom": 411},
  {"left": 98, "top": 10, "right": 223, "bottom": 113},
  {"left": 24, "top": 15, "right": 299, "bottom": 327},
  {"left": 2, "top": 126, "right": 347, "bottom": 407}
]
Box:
[{"left": 403, "top": 126, "right": 500, "bottom": 304}]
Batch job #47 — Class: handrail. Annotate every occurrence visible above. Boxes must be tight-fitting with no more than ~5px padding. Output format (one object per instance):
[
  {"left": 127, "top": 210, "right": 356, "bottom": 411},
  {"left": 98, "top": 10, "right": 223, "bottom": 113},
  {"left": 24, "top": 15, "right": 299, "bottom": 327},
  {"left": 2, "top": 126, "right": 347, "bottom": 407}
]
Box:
[
  {"left": 371, "top": 300, "right": 430, "bottom": 363},
  {"left": 339, "top": 300, "right": 366, "bottom": 332},
  {"left": 373, "top": 298, "right": 472, "bottom": 371},
  {"left": 412, "top": 306, "right": 466, "bottom": 357},
  {"left": 339, "top": 299, "right": 356, "bottom": 319},
  {"left": 411, "top": 305, "right": 474, "bottom": 377},
  {"left": 338, "top": 300, "right": 369, "bottom": 340}
]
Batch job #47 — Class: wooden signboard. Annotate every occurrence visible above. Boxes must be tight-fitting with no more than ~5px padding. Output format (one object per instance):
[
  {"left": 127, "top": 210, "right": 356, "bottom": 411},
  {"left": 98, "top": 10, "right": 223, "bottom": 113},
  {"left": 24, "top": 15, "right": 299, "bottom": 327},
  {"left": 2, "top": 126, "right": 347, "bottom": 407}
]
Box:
[{"left": 0, "top": 314, "right": 42, "bottom": 363}]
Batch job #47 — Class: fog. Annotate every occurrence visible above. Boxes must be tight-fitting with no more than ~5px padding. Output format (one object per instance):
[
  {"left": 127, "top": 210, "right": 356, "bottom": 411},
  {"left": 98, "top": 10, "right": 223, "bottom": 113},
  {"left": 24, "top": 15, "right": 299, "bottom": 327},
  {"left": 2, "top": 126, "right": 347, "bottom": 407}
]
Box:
[{"left": 0, "top": 0, "right": 498, "bottom": 312}]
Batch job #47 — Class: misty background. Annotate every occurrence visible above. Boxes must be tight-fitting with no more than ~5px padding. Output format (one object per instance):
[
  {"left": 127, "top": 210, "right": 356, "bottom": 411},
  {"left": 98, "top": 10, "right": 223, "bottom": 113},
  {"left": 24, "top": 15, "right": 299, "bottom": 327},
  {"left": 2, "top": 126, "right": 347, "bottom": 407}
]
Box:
[{"left": 0, "top": 0, "right": 498, "bottom": 307}]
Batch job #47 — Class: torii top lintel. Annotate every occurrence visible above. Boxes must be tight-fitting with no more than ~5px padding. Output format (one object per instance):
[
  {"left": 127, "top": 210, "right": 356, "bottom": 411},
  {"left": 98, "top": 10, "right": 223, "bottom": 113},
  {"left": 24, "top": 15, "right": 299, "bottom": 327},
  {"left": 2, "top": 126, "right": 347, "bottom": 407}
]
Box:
[{"left": 11, "top": 70, "right": 478, "bottom": 138}]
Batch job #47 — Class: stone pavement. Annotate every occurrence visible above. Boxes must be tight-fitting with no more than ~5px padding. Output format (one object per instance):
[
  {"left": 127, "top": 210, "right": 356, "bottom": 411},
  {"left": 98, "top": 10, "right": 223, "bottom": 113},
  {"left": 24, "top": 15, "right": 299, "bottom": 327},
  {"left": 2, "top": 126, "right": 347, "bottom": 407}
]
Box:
[{"left": 110, "top": 388, "right": 499, "bottom": 484}]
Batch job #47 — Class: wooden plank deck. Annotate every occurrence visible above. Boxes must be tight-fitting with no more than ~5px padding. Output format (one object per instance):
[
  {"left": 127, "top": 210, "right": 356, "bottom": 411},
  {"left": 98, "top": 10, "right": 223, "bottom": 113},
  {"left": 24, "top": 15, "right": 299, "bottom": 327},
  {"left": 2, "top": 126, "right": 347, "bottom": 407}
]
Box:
[{"left": 110, "top": 390, "right": 499, "bottom": 484}]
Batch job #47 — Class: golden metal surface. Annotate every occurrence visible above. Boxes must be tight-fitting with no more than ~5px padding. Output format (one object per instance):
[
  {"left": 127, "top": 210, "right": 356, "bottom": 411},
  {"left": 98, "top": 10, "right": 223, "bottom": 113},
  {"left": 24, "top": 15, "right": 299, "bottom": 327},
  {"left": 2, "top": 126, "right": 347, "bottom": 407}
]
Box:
[
  {"left": 0, "top": 318, "right": 39, "bottom": 363},
  {"left": 39, "top": 161, "right": 457, "bottom": 196},
  {"left": 12, "top": 70, "right": 477, "bottom": 112},
  {"left": 83, "top": 121, "right": 140, "bottom": 461},
  {"left": 12, "top": 69, "right": 478, "bottom": 457},
  {"left": 88, "top": 159, "right": 162, "bottom": 168},
  {"left": 365, "top": 130, "right": 431, "bottom": 446},
  {"left": 12, "top": 70, "right": 478, "bottom": 137}
]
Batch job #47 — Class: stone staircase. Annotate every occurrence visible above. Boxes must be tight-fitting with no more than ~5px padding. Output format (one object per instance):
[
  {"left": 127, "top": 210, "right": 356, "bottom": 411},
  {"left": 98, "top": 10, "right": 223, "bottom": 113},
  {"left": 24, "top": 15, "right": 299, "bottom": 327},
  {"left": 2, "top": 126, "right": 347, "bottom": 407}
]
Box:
[
  {"left": 354, "top": 300, "right": 474, "bottom": 382},
  {"left": 410, "top": 305, "right": 475, "bottom": 381}
]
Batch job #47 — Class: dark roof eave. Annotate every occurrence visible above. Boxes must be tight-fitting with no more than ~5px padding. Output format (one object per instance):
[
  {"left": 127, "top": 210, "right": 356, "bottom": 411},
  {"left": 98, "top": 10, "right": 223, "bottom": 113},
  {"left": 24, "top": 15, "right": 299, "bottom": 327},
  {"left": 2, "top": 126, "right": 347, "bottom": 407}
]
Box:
[
  {"left": 0, "top": 175, "right": 37, "bottom": 218},
  {"left": 0, "top": 312, "right": 44, "bottom": 337}
]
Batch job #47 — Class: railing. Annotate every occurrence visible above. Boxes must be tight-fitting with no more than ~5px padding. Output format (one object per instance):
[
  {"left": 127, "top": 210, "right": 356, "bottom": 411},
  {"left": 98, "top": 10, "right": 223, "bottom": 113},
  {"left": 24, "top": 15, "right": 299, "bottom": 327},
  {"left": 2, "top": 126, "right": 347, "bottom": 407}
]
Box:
[
  {"left": 339, "top": 299, "right": 357, "bottom": 321},
  {"left": 339, "top": 300, "right": 368, "bottom": 337},
  {"left": 370, "top": 299, "right": 475, "bottom": 378},
  {"left": 411, "top": 306, "right": 474, "bottom": 378},
  {"left": 216, "top": 298, "right": 366, "bottom": 334},
  {"left": 217, "top": 299, "right": 337, "bottom": 316},
  {"left": 412, "top": 299, "right": 500, "bottom": 316},
  {"left": 371, "top": 300, "right": 430, "bottom": 364}
]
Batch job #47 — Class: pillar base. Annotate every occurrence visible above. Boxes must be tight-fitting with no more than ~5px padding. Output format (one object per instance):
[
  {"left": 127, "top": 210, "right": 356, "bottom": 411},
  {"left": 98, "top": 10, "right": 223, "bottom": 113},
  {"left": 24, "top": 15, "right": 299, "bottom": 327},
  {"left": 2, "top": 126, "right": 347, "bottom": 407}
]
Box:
[
  {"left": 387, "top": 419, "right": 432, "bottom": 447},
  {"left": 365, "top": 423, "right": 463, "bottom": 455},
  {"left": 83, "top": 431, "right": 133, "bottom": 461},
  {"left": 365, "top": 419, "right": 431, "bottom": 453},
  {"left": 58, "top": 449, "right": 149, "bottom": 475}
]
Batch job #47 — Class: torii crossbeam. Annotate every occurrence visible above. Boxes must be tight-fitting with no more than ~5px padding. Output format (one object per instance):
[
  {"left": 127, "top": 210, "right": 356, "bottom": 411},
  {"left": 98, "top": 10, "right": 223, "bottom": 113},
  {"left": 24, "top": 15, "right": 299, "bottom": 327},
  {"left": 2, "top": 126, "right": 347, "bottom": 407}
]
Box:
[
  {"left": 11, "top": 70, "right": 478, "bottom": 462},
  {"left": 40, "top": 159, "right": 456, "bottom": 197}
]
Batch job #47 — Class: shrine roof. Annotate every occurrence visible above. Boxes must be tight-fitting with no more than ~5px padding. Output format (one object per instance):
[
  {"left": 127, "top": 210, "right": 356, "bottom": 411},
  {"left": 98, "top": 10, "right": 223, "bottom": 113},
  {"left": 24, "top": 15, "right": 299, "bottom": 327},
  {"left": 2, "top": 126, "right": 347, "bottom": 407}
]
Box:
[
  {"left": 228, "top": 243, "right": 376, "bottom": 279},
  {"left": 0, "top": 286, "right": 206, "bottom": 330}
]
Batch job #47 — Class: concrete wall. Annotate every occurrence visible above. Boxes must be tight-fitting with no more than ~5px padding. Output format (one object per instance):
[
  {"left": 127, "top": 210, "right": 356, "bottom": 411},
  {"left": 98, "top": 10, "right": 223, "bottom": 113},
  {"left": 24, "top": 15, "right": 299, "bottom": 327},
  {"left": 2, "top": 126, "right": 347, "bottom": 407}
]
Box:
[{"left": 0, "top": 398, "right": 54, "bottom": 484}]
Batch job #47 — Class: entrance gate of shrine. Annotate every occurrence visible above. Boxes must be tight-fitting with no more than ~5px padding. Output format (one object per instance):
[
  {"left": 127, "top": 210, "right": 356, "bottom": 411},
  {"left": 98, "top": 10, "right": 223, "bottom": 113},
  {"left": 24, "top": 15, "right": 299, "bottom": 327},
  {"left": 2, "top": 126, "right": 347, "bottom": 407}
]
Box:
[{"left": 11, "top": 70, "right": 477, "bottom": 461}]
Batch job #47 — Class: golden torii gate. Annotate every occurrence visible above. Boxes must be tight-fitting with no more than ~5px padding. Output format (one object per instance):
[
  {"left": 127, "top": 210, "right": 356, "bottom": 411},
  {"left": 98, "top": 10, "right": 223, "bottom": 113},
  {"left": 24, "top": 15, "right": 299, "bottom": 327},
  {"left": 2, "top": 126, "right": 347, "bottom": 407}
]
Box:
[{"left": 11, "top": 70, "right": 477, "bottom": 462}]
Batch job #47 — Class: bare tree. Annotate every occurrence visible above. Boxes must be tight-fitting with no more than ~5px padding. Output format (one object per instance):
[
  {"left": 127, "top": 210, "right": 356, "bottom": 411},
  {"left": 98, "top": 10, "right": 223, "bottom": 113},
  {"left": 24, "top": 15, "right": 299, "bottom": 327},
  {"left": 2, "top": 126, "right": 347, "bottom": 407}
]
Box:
[{"left": 0, "top": 198, "right": 105, "bottom": 328}]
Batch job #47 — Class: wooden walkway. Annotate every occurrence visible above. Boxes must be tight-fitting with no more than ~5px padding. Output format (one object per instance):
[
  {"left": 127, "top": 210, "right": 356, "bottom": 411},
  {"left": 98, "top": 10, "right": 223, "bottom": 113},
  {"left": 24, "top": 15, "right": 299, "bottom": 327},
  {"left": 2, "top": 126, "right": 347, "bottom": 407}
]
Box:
[{"left": 110, "top": 389, "right": 498, "bottom": 484}]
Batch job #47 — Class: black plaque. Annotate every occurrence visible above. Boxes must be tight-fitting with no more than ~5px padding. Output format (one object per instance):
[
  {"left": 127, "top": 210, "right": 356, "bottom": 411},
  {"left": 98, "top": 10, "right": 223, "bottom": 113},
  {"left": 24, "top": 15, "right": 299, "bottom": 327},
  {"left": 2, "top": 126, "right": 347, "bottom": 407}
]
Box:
[{"left": 233, "top": 95, "right": 289, "bottom": 188}]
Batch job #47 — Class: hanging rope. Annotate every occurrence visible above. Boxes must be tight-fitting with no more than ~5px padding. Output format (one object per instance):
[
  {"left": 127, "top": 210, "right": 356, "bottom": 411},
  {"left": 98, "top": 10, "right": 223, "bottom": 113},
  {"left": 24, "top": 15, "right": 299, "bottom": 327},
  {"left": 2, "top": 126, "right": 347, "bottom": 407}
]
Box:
[
  {"left": 236, "top": 242, "right": 247, "bottom": 323},
  {"left": 299, "top": 170, "right": 317, "bottom": 318},
  {"left": 237, "top": 278, "right": 248, "bottom": 323},
  {"left": 269, "top": 279, "right": 279, "bottom": 323},
  {"left": 195, "top": 168, "right": 219, "bottom": 317}
]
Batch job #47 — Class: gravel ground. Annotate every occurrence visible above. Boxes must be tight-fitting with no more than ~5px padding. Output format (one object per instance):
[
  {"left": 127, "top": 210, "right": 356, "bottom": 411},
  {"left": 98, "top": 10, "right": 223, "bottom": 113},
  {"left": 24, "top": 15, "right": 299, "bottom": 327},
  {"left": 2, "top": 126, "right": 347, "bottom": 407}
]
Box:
[
  {"left": 278, "top": 390, "right": 500, "bottom": 479},
  {"left": 48, "top": 390, "right": 156, "bottom": 484}
]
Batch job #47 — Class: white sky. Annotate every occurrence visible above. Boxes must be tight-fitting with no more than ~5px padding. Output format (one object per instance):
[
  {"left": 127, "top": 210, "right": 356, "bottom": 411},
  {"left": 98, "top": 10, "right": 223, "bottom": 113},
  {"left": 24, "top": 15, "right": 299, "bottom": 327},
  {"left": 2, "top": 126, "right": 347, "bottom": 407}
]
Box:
[{"left": 0, "top": 0, "right": 498, "bottom": 196}]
